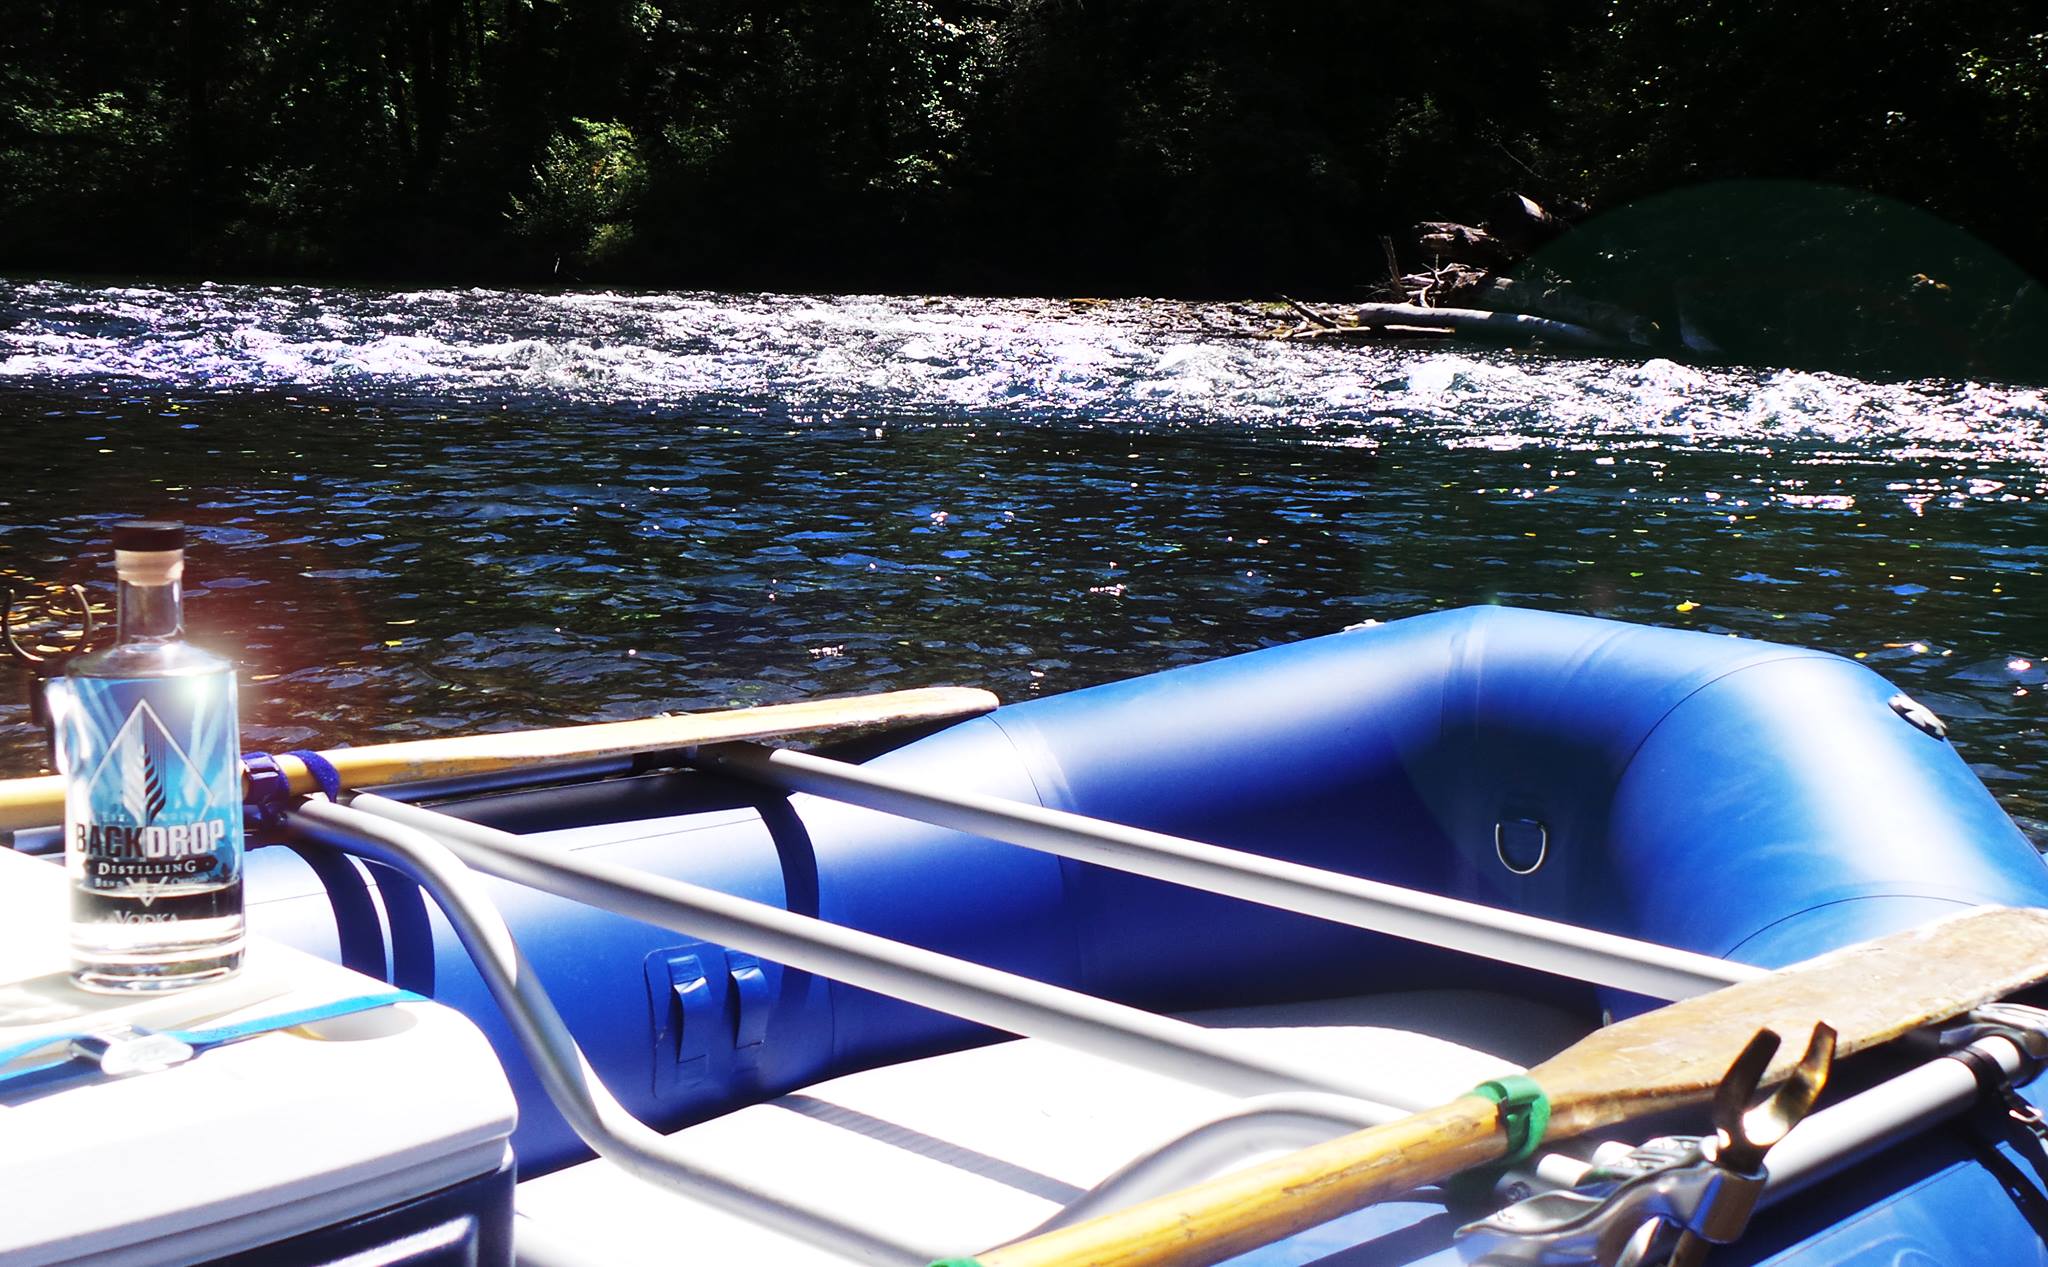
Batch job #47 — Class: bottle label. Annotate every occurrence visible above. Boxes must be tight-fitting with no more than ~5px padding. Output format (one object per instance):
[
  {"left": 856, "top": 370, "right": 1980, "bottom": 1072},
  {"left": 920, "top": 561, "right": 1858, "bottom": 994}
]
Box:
[{"left": 59, "top": 677, "right": 243, "bottom": 915}]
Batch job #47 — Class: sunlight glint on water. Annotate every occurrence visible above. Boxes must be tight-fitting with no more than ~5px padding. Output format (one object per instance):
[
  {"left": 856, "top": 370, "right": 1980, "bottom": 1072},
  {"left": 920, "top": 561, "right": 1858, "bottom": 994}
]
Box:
[{"left": 1, "top": 280, "right": 2042, "bottom": 843}]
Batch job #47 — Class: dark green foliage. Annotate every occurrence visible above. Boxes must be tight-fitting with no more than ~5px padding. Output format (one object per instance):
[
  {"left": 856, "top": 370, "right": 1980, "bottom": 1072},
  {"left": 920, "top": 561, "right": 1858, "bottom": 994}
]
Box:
[
  {"left": 508, "top": 117, "right": 646, "bottom": 267},
  {"left": 1, "top": 0, "right": 2042, "bottom": 303}
]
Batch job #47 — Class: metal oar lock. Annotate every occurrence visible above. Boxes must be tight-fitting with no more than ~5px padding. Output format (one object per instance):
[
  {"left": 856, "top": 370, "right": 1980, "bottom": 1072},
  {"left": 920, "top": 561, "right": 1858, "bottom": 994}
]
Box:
[
  {"left": 1457, "top": 1022, "right": 1836, "bottom": 1267},
  {"left": 3, "top": 582, "right": 103, "bottom": 755},
  {"left": 3, "top": 582, "right": 99, "bottom": 666}
]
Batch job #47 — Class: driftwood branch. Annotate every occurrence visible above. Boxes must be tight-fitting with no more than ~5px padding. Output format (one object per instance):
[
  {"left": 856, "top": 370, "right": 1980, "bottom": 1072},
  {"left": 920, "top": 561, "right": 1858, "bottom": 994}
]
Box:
[
  {"left": 1399, "top": 263, "right": 1489, "bottom": 307},
  {"left": 1276, "top": 295, "right": 1337, "bottom": 328},
  {"left": 1379, "top": 236, "right": 1403, "bottom": 303}
]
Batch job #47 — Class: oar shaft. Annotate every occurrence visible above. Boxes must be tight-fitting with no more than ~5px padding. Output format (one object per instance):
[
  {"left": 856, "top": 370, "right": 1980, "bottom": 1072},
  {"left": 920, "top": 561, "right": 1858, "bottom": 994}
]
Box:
[
  {"left": 975, "top": 1097, "right": 1503, "bottom": 1267},
  {"left": 0, "top": 775, "right": 63, "bottom": 835},
  {"left": 293, "top": 687, "right": 995, "bottom": 791},
  {"left": 0, "top": 687, "right": 997, "bottom": 833}
]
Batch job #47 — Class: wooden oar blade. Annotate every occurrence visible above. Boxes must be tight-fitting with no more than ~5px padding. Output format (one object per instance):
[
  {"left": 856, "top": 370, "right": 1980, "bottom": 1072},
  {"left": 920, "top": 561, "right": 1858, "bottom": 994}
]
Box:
[
  {"left": 1538, "top": 902, "right": 2048, "bottom": 1136},
  {"left": 974, "top": 903, "right": 2048, "bottom": 1267}
]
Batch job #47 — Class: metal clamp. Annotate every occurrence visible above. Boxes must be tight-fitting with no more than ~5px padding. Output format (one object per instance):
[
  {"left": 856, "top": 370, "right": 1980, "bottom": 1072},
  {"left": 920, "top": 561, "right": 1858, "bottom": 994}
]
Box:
[
  {"left": 1939, "top": 1002, "right": 2048, "bottom": 1065},
  {"left": 1456, "top": 1135, "right": 1748, "bottom": 1266},
  {"left": 1938, "top": 1003, "right": 2048, "bottom": 1149},
  {"left": 243, "top": 752, "right": 294, "bottom": 830},
  {"left": 1457, "top": 1024, "right": 1834, "bottom": 1267}
]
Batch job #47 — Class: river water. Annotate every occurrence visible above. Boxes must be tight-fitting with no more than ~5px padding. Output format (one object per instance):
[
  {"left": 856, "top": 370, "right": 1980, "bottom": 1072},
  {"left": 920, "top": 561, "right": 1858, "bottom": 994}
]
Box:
[{"left": 0, "top": 278, "right": 2042, "bottom": 842}]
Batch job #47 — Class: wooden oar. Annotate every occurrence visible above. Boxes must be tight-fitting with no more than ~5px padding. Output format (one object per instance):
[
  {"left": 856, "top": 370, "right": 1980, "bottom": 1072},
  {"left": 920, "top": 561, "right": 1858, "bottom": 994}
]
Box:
[
  {"left": 0, "top": 686, "right": 998, "bottom": 832},
  {"left": 966, "top": 903, "right": 2048, "bottom": 1267}
]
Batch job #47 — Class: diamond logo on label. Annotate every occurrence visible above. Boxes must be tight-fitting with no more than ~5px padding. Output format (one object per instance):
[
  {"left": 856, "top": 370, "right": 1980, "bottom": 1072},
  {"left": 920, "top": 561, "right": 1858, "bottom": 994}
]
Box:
[{"left": 86, "top": 700, "right": 214, "bottom": 827}]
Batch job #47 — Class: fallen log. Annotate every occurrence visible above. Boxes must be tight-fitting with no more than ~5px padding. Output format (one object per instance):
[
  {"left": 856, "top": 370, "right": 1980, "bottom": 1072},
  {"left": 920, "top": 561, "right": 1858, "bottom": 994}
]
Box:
[
  {"left": 1283, "top": 323, "right": 1452, "bottom": 341},
  {"left": 1476, "top": 277, "right": 1658, "bottom": 347},
  {"left": 1348, "top": 302, "right": 1626, "bottom": 351}
]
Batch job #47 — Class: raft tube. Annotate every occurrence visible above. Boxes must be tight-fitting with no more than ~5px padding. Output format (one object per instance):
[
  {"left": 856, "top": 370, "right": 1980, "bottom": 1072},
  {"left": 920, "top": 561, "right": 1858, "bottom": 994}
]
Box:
[{"left": 251, "top": 606, "right": 2048, "bottom": 1264}]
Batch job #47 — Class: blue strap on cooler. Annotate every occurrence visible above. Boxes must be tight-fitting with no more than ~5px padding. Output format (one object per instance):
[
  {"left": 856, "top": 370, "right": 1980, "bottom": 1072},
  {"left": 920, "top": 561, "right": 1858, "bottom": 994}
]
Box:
[
  {"left": 0, "top": 989, "right": 425, "bottom": 1096},
  {"left": 166, "top": 988, "right": 420, "bottom": 1047}
]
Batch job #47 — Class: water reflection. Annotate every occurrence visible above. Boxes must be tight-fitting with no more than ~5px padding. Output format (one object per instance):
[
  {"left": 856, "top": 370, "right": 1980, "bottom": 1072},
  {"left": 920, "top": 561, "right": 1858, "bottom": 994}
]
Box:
[{"left": 0, "top": 282, "right": 2041, "bottom": 844}]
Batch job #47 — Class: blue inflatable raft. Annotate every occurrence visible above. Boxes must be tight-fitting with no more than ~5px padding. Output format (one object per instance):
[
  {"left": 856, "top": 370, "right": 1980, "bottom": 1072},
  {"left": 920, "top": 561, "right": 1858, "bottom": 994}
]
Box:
[{"left": 7, "top": 605, "right": 2048, "bottom": 1266}]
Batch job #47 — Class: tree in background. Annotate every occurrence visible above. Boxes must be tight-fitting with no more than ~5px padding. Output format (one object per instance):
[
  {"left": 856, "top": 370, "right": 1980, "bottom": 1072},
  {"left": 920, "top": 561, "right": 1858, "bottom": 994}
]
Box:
[{"left": 1, "top": 0, "right": 2040, "bottom": 310}]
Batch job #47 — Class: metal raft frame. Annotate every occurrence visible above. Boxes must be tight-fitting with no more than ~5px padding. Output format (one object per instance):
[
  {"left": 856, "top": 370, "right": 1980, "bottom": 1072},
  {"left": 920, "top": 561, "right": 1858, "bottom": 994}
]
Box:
[{"left": 282, "top": 745, "right": 2048, "bottom": 1267}]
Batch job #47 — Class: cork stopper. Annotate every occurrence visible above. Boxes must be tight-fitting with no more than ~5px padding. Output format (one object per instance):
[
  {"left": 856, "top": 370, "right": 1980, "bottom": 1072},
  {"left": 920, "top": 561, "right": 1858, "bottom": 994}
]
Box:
[{"left": 112, "top": 520, "right": 186, "bottom": 586}]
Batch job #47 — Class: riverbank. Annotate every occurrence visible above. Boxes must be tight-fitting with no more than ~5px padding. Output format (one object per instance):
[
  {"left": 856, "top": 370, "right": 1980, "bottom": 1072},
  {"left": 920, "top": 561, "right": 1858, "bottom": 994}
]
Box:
[{"left": 1242, "top": 188, "right": 2048, "bottom": 385}]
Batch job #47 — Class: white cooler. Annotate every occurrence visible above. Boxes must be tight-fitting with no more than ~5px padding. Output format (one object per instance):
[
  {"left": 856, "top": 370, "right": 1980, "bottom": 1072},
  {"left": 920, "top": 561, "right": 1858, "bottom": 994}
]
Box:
[{"left": 0, "top": 846, "right": 518, "bottom": 1266}]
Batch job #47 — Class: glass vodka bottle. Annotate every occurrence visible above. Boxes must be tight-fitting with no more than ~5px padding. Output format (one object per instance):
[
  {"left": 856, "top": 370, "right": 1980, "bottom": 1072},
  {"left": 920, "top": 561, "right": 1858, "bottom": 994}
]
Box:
[{"left": 51, "top": 520, "right": 245, "bottom": 991}]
